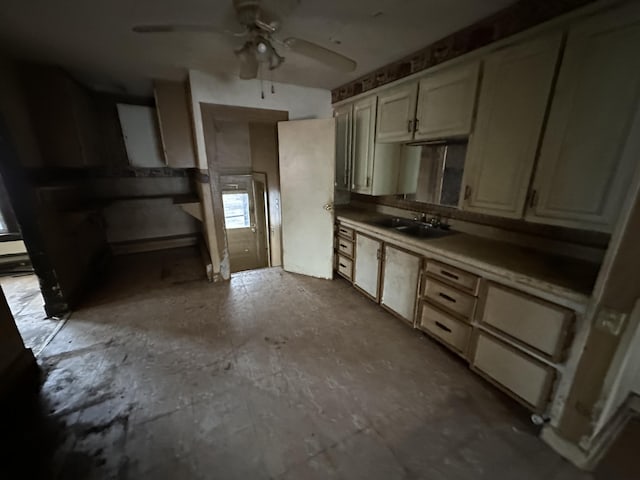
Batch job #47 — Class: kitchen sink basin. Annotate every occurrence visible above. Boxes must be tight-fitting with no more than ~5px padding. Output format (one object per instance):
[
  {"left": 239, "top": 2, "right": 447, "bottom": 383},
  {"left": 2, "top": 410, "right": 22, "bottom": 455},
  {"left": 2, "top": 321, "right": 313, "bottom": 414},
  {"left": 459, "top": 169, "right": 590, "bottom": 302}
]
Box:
[
  {"left": 402, "top": 224, "right": 455, "bottom": 239},
  {"left": 367, "top": 217, "right": 456, "bottom": 240},
  {"left": 370, "top": 217, "right": 414, "bottom": 229}
]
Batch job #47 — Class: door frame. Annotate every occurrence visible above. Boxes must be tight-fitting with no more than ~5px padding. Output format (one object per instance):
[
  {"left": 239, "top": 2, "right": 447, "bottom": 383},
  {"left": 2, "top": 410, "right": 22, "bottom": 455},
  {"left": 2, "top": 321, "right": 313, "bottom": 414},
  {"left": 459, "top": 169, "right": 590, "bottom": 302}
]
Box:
[{"left": 200, "top": 103, "right": 288, "bottom": 280}]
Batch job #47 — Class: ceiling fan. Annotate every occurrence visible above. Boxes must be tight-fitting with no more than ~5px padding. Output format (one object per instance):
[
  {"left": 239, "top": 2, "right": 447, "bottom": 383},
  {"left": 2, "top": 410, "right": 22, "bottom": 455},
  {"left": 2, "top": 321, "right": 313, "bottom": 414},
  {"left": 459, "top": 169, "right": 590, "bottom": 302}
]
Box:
[{"left": 132, "top": 0, "right": 357, "bottom": 80}]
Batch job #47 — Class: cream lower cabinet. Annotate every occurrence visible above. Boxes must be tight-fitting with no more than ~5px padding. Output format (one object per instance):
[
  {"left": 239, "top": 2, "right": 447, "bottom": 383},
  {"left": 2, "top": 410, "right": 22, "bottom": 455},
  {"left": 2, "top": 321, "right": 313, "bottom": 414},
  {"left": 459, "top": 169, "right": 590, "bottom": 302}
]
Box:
[
  {"left": 462, "top": 34, "right": 562, "bottom": 218},
  {"left": 525, "top": 4, "right": 640, "bottom": 232},
  {"left": 338, "top": 221, "right": 576, "bottom": 414},
  {"left": 471, "top": 282, "right": 574, "bottom": 412},
  {"left": 380, "top": 245, "right": 422, "bottom": 324},
  {"left": 353, "top": 233, "right": 382, "bottom": 300},
  {"left": 471, "top": 332, "right": 555, "bottom": 412}
]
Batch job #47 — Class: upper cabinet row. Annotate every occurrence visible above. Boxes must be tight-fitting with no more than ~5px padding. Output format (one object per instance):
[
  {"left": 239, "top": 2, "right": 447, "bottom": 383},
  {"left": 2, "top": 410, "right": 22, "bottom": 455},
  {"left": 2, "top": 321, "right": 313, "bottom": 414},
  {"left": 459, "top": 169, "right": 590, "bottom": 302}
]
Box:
[
  {"left": 376, "top": 62, "right": 480, "bottom": 143},
  {"left": 334, "top": 3, "right": 640, "bottom": 233},
  {"left": 334, "top": 62, "right": 478, "bottom": 196}
]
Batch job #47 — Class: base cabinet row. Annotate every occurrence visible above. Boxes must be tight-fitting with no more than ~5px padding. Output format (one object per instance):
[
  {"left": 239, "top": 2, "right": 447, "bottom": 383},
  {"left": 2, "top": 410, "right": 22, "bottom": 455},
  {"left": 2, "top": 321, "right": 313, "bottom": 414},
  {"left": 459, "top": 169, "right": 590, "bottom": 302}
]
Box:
[{"left": 334, "top": 221, "right": 575, "bottom": 414}]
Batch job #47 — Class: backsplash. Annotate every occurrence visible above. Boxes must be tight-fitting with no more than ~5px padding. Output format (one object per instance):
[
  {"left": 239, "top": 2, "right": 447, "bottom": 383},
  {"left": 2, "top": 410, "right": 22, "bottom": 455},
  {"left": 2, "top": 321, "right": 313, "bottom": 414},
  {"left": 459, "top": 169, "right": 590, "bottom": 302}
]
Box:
[{"left": 349, "top": 193, "right": 609, "bottom": 264}]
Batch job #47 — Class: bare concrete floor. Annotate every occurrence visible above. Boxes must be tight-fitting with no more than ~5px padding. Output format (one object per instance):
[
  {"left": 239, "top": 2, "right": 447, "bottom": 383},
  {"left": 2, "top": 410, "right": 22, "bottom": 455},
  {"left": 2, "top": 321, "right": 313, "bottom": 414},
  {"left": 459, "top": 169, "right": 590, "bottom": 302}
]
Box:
[
  {"left": 0, "top": 273, "right": 58, "bottom": 352},
  {"left": 5, "top": 247, "right": 593, "bottom": 479}
]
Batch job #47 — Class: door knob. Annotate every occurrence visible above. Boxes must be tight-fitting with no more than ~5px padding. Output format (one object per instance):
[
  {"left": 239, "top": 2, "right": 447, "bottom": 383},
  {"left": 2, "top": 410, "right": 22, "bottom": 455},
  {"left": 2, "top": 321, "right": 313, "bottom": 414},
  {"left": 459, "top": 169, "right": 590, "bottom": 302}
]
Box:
[{"left": 323, "top": 203, "right": 334, "bottom": 211}]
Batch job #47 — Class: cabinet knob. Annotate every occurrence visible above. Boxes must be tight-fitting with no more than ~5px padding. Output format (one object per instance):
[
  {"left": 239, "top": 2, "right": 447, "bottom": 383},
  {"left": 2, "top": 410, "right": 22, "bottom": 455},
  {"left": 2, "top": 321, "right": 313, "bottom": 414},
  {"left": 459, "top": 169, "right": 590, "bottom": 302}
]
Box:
[{"left": 407, "top": 120, "right": 413, "bottom": 133}]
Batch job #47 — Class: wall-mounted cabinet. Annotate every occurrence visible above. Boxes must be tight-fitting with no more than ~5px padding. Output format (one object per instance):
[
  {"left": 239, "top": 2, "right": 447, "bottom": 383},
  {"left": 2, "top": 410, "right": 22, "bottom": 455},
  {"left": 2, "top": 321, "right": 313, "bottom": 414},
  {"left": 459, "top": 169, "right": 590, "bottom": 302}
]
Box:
[
  {"left": 414, "top": 62, "right": 480, "bottom": 141},
  {"left": 376, "top": 83, "right": 418, "bottom": 143},
  {"left": 462, "top": 35, "right": 562, "bottom": 218},
  {"left": 154, "top": 80, "right": 197, "bottom": 169},
  {"left": 333, "top": 3, "right": 640, "bottom": 234},
  {"left": 334, "top": 103, "right": 352, "bottom": 191},
  {"left": 351, "top": 96, "right": 377, "bottom": 194},
  {"left": 525, "top": 6, "right": 640, "bottom": 233},
  {"left": 373, "top": 61, "right": 480, "bottom": 144},
  {"left": 117, "top": 104, "right": 165, "bottom": 168}
]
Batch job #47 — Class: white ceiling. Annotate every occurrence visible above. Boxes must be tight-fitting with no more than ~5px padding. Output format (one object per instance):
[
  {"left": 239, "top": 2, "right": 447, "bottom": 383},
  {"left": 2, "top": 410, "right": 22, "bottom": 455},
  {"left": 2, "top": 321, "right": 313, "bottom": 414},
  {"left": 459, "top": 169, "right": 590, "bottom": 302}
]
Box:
[{"left": 0, "top": 0, "right": 518, "bottom": 96}]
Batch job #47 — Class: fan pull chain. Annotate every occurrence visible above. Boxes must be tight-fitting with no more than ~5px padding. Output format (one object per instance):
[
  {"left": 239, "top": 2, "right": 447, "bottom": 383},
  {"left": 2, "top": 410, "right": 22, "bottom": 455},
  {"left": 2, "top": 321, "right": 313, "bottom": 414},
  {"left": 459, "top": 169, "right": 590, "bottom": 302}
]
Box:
[
  {"left": 270, "top": 68, "right": 275, "bottom": 95},
  {"left": 259, "top": 62, "right": 265, "bottom": 99}
]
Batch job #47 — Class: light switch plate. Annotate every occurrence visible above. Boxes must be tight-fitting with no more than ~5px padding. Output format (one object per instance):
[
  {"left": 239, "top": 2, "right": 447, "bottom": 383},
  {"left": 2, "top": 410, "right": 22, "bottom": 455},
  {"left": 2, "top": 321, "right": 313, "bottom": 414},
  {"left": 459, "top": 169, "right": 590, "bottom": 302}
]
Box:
[{"left": 594, "top": 308, "right": 627, "bottom": 336}]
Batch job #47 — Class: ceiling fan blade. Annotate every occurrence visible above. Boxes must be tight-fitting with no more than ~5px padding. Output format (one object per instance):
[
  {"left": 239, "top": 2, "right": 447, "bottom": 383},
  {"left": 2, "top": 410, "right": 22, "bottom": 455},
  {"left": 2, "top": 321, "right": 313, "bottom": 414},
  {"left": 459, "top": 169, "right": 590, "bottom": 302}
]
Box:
[
  {"left": 283, "top": 38, "right": 357, "bottom": 72},
  {"left": 132, "top": 24, "right": 246, "bottom": 36}
]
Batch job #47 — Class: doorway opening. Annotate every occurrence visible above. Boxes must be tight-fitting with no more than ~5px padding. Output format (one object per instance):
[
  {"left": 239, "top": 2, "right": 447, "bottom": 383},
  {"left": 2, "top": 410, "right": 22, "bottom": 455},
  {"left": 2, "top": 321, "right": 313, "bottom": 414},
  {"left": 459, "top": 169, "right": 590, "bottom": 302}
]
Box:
[
  {"left": 221, "top": 174, "right": 270, "bottom": 273},
  {"left": 200, "top": 103, "right": 288, "bottom": 276}
]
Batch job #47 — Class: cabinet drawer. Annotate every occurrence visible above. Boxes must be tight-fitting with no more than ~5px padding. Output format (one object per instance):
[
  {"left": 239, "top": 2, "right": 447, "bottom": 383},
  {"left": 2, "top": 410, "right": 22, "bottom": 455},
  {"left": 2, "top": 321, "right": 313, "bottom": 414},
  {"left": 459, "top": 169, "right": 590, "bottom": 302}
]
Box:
[
  {"left": 479, "top": 282, "right": 573, "bottom": 361},
  {"left": 426, "top": 261, "right": 479, "bottom": 294},
  {"left": 336, "top": 237, "right": 354, "bottom": 257},
  {"left": 419, "top": 302, "right": 471, "bottom": 356},
  {"left": 423, "top": 278, "right": 476, "bottom": 320},
  {"left": 336, "top": 224, "right": 354, "bottom": 240},
  {"left": 471, "top": 332, "right": 555, "bottom": 412},
  {"left": 336, "top": 255, "right": 353, "bottom": 280}
]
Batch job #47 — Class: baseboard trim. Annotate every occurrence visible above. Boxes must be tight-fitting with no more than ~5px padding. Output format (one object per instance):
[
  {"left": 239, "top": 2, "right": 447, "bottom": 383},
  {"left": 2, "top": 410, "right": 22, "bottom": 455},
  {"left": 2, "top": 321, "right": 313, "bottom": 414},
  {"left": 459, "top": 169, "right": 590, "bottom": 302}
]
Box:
[
  {"left": 541, "top": 426, "right": 591, "bottom": 469},
  {"left": 541, "top": 393, "right": 640, "bottom": 471},
  {"left": 110, "top": 235, "right": 198, "bottom": 255}
]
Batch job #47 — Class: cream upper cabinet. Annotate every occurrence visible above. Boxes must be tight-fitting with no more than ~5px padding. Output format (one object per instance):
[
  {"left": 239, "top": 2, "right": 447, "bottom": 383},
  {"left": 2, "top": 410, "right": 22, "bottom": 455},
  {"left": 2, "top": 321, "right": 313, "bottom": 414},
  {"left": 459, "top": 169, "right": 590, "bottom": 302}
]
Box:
[
  {"left": 414, "top": 62, "right": 480, "bottom": 141},
  {"left": 526, "top": 5, "right": 640, "bottom": 232},
  {"left": 461, "top": 35, "right": 562, "bottom": 218},
  {"left": 351, "top": 96, "right": 377, "bottom": 194},
  {"left": 334, "top": 103, "right": 352, "bottom": 191},
  {"left": 375, "top": 82, "right": 418, "bottom": 143},
  {"left": 380, "top": 245, "right": 422, "bottom": 323}
]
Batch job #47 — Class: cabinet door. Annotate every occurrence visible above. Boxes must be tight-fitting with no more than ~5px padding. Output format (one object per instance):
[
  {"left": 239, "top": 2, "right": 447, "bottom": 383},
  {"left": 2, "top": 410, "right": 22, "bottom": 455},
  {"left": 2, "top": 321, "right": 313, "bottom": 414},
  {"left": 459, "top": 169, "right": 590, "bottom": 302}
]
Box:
[
  {"left": 375, "top": 82, "right": 418, "bottom": 142},
  {"left": 462, "top": 35, "right": 562, "bottom": 218},
  {"left": 380, "top": 245, "right": 422, "bottom": 323},
  {"left": 353, "top": 233, "right": 382, "bottom": 301},
  {"left": 351, "top": 96, "right": 377, "bottom": 194},
  {"left": 526, "top": 5, "right": 640, "bottom": 232},
  {"left": 415, "top": 62, "right": 479, "bottom": 140},
  {"left": 117, "top": 104, "right": 165, "bottom": 167},
  {"left": 334, "top": 103, "right": 352, "bottom": 191},
  {"left": 154, "top": 80, "right": 197, "bottom": 168}
]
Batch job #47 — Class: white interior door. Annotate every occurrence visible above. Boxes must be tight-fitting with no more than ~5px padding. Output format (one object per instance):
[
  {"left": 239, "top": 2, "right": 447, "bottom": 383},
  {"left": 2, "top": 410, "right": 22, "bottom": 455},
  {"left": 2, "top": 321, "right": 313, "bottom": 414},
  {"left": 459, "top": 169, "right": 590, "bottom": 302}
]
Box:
[{"left": 278, "top": 118, "right": 335, "bottom": 278}]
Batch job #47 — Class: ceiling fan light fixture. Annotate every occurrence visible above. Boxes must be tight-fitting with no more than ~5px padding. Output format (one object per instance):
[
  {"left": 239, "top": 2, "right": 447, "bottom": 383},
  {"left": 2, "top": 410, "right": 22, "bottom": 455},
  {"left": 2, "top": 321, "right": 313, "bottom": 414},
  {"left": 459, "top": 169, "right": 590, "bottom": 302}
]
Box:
[{"left": 235, "top": 42, "right": 259, "bottom": 79}]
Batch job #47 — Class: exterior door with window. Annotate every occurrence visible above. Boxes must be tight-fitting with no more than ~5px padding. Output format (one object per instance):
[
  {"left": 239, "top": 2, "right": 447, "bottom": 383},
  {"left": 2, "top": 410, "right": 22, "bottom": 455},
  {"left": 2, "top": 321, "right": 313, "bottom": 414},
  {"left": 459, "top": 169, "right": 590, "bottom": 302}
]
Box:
[{"left": 221, "top": 175, "right": 268, "bottom": 273}]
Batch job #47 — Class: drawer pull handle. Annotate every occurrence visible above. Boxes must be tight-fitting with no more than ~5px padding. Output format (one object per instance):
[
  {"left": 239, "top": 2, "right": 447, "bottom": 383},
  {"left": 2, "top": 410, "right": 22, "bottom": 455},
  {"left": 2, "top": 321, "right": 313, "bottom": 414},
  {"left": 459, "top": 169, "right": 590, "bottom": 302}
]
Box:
[
  {"left": 440, "top": 270, "right": 459, "bottom": 280},
  {"left": 339, "top": 263, "right": 347, "bottom": 268},
  {"left": 340, "top": 244, "right": 347, "bottom": 248},
  {"left": 435, "top": 321, "right": 452, "bottom": 333},
  {"left": 439, "top": 292, "right": 456, "bottom": 303}
]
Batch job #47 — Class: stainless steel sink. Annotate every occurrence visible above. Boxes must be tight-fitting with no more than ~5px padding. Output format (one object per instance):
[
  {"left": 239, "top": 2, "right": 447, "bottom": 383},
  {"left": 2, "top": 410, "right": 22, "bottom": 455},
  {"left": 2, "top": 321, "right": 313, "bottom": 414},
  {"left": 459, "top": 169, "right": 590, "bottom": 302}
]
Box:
[{"left": 367, "top": 217, "right": 456, "bottom": 239}]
